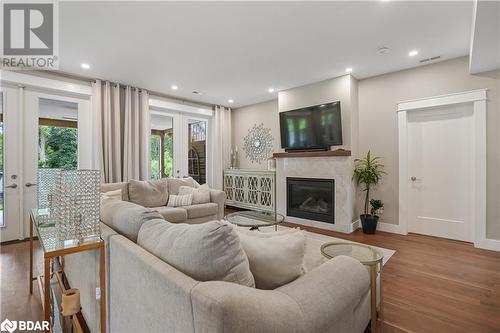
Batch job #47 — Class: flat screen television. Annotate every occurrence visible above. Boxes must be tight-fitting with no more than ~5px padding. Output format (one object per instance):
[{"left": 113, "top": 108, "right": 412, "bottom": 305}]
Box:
[{"left": 279, "top": 101, "right": 342, "bottom": 151}]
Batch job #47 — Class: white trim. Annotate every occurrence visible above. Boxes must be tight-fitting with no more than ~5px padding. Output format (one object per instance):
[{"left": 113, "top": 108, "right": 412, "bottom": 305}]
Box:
[
  {"left": 149, "top": 96, "right": 213, "bottom": 117},
  {"left": 1, "top": 70, "right": 92, "bottom": 97},
  {"left": 397, "top": 89, "right": 494, "bottom": 251},
  {"left": 376, "top": 222, "right": 406, "bottom": 235},
  {"left": 475, "top": 238, "right": 500, "bottom": 252},
  {"left": 397, "top": 89, "right": 487, "bottom": 112}
]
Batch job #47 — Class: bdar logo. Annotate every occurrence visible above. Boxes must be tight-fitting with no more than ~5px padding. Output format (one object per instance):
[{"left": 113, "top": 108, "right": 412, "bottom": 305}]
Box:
[{"left": 0, "top": 319, "right": 17, "bottom": 333}]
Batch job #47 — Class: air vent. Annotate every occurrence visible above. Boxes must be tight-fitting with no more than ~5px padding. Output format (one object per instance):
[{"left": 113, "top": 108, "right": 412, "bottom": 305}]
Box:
[{"left": 419, "top": 56, "right": 441, "bottom": 63}]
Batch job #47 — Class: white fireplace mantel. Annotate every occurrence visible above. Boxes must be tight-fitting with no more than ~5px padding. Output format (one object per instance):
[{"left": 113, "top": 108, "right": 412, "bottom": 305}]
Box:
[{"left": 275, "top": 156, "right": 357, "bottom": 233}]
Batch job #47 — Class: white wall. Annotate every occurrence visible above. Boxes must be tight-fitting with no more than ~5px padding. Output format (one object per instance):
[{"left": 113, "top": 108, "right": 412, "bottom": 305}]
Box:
[{"left": 358, "top": 56, "right": 500, "bottom": 240}]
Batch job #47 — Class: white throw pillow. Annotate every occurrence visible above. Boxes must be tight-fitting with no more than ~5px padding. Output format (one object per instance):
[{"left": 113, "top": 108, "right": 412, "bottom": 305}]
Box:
[
  {"left": 236, "top": 228, "right": 306, "bottom": 289},
  {"left": 178, "top": 184, "right": 210, "bottom": 204},
  {"left": 167, "top": 194, "right": 193, "bottom": 207}
]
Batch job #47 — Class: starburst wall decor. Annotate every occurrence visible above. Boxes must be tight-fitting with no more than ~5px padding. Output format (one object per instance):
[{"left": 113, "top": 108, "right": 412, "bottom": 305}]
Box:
[{"left": 243, "top": 123, "right": 274, "bottom": 163}]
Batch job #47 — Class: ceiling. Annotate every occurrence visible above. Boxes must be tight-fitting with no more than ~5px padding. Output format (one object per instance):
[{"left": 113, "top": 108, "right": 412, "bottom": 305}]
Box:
[{"left": 59, "top": 1, "right": 473, "bottom": 108}]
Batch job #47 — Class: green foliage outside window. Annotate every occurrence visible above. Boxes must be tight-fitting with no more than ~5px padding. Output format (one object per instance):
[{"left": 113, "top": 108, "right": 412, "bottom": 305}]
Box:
[{"left": 38, "top": 126, "right": 78, "bottom": 170}]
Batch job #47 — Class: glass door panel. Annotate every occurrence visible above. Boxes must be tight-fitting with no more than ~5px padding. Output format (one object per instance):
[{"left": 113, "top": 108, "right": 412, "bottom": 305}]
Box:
[
  {"left": 150, "top": 113, "right": 175, "bottom": 179},
  {"left": 187, "top": 119, "right": 207, "bottom": 184}
]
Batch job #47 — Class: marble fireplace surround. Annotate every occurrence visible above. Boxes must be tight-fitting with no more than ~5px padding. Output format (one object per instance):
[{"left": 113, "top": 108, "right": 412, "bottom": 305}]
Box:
[{"left": 276, "top": 156, "right": 357, "bottom": 233}]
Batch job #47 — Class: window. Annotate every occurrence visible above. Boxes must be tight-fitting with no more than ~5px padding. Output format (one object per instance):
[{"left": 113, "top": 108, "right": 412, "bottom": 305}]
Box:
[{"left": 38, "top": 118, "right": 78, "bottom": 170}]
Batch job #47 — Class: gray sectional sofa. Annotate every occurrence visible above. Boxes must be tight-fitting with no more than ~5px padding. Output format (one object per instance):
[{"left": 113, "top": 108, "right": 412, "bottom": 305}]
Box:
[
  {"left": 100, "top": 177, "right": 226, "bottom": 224},
  {"left": 64, "top": 178, "right": 372, "bottom": 333}
]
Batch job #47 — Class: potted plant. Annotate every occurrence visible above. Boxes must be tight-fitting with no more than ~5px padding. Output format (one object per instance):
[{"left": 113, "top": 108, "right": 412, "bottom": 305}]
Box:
[
  {"left": 353, "top": 151, "right": 386, "bottom": 234},
  {"left": 370, "top": 199, "right": 384, "bottom": 216}
]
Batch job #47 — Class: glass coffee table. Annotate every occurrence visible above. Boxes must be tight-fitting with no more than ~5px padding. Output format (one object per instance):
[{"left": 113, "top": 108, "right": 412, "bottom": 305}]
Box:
[
  {"left": 321, "top": 242, "right": 384, "bottom": 333},
  {"left": 224, "top": 210, "right": 284, "bottom": 230}
]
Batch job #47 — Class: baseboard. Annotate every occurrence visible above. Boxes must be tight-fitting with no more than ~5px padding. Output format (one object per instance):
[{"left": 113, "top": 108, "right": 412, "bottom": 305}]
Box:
[
  {"left": 376, "top": 222, "right": 407, "bottom": 235},
  {"left": 475, "top": 238, "right": 500, "bottom": 252}
]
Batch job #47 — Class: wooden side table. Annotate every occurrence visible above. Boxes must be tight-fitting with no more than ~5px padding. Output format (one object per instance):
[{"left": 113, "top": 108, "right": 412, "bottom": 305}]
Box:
[
  {"left": 321, "top": 242, "right": 384, "bottom": 333},
  {"left": 29, "top": 208, "right": 106, "bottom": 333}
]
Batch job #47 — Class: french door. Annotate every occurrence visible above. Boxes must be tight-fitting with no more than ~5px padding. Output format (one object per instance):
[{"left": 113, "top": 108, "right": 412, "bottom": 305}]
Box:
[
  {"left": 150, "top": 110, "right": 210, "bottom": 185},
  {"left": 0, "top": 86, "right": 90, "bottom": 242}
]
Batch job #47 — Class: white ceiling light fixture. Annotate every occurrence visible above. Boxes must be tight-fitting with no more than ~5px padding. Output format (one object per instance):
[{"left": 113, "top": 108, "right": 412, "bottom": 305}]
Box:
[
  {"left": 268, "top": 88, "right": 275, "bottom": 93},
  {"left": 171, "top": 85, "right": 178, "bottom": 90},
  {"left": 408, "top": 50, "right": 419, "bottom": 57},
  {"left": 228, "top": 99, "right": 234, "bottom": 104},
  {"left": 80, "top": 63, "right": 90, "bottom": 69},
  {"left": 345, "top": 67, "right": 353, "bottom": 73}
]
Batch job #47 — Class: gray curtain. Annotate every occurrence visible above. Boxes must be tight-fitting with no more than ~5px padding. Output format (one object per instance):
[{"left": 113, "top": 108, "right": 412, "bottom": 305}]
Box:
[
  {"left": 211, "top": 105, "right": 232, "bottom": 190},
  {"left": 92, "top": 80, "right": 150, "bottom": 183}
]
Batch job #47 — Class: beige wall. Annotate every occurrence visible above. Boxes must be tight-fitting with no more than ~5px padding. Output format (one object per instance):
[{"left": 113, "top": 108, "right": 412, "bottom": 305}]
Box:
[
  {"left": 231, "top": 99, "right": 281, "bottom": 170},
  {"left": 278, "top": 74, "right": 358, "bottom": 154},
  {"left": 358, "top": 57, "right": 500, "bottom": 239}
]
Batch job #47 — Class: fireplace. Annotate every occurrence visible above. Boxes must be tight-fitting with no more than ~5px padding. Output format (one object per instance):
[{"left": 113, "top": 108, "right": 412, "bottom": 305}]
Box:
[{"left": 286, "top": 177, "right": 335, "bottom": 224}]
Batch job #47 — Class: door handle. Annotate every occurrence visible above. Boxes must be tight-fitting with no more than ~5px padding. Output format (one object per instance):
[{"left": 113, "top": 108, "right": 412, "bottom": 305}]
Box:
[
  {"left": 25, "top": 182, "right": 37, "bottom": 187},
  {"left": 6, "top": 183, "right": 17, "bottom": 189},
  {"left": 410, "top": 177, "right": 422, "bottom": 182}
]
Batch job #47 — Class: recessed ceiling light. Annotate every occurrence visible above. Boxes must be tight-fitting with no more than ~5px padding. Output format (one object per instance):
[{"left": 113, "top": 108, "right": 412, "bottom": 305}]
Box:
[
  {"left": 408, "top": 50, "right": 419, "bottom": 57},
  {"left": 171, "top": 85, "right": 178, "bottom": 90},
  {"left": 228, "top": 99, "right": 234, "bottom": 104},
  {"left": 268, "top": 88, "right": 275, "bottom": 93},
  {"left": 80, "top": 63, "right": 90, "bottom": 69},
  {"left": 345, "top": 67, "right": 353, "bottom": 73}
]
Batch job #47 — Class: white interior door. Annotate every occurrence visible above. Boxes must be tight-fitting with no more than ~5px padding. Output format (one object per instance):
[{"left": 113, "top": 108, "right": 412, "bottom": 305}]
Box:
[
  {"left": 0, "top": 87, "right": 22, "bottom": 242},
  {"left": 407, "top": 103, "right": 474, "bottom": 242}
]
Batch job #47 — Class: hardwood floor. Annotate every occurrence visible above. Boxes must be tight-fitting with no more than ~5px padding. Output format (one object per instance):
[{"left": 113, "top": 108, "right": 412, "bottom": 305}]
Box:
[
  {"left": 283, "top": 222, "right": 500, "bottom": 333},
  {"left": 2, "top": 226, "right": 500, "bottom": 332}
]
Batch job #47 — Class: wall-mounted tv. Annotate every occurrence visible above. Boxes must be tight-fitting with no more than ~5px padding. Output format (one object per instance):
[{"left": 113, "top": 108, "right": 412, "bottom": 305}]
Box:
[{"left": 279, "top": 101, "right": 342, "bottom": 151}]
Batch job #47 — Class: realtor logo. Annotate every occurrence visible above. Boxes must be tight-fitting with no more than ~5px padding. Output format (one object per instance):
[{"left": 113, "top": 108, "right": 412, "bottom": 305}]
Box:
[
  {"left": 0, "top": 319, "right": 17, "bottom": 333},
  {"left": 1, "top": 1, "right": 59, "bottom": 69},
  {"left": 0, "top": 318, "right": 50, "bottom": 332}
]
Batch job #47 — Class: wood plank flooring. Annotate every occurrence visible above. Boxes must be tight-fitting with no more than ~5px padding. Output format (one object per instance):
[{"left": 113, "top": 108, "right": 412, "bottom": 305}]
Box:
[{"left": 2, "top": 224, "right": 500, "bottom": 332}]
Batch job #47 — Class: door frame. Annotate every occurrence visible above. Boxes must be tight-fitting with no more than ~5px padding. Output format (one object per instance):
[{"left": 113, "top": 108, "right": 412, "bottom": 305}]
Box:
[{"left": 397, "top": 89, "right": 495, "bottom": 250}]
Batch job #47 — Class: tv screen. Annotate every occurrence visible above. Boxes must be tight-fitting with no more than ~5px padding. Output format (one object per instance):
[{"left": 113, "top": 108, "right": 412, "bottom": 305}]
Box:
[{"left": 279, "top": 101, "right": 342, "bottom": 150}]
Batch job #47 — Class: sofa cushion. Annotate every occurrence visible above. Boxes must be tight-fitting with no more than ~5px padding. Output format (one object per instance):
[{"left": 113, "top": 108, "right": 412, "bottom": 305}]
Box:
[
  {"left": 137, "top": 219, "right": 255, "bottom": 287},
  {"left": 236, "top": 228, "right": 306, "bottom": 289},
  {"left": 184, "top": 203, "right": 218, "bottom": 219},
  {"left": 129, "top": 179, "right": 169, "bottom": 207},
  {"left": 167, "top": 177, "right": 197, "bottom": 195},
  {"left": 179, "top": 184, "right": 210, "bottom": 204},
  {"left": 101, "top": 182, "right": 129, "bottom": 201},
  {"left": 100, "top": 198, "right": 163, "bottom": 242},
  {"left": 152, "top": 206, "right": 188, "bottom": 223}
]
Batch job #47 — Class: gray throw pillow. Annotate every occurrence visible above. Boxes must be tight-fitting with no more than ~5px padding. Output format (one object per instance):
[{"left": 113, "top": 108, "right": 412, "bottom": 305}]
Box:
[
  {"left": 100, "top": 198, "right": 163, "bottom": 242},
  {"left": 137, "top": 219, "right": 255, "bottom": 287},
  {"left": 166, "top": 177, "right": 197, "bottom": 195},
  {"left": 128, "top": 179, "right": 168, "bottom": 207}
]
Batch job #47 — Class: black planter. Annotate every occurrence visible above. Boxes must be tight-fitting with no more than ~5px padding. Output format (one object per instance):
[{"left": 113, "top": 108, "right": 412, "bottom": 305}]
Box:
[{"left": 360, "top": 214, "right": 379, "bottom": 234}]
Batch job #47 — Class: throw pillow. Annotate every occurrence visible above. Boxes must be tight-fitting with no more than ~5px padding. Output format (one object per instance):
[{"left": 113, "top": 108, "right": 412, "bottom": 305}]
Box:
[
  {"left": 102, "top": 189, "right": 122, "bottom": 200},
  {"left": 167, "top": 194, "right": 193, "bottom": 207},
  {"left": 137, "top": 219, "right": 255, "bottom": 287},
  {"left": 236, "top": 228, "right": 306, "bottom": 289},
  {"left": 166, "top": 177, "right": 197, "bottom": 195},
  {"left": 128, "top": 179, "right": 169, "bottom": 207},
  {"left": 178, "top": 184, "right": 210, "bottom": 204},
  {"left": 100, "top": 198, "right": 163, "bottom": 242}
]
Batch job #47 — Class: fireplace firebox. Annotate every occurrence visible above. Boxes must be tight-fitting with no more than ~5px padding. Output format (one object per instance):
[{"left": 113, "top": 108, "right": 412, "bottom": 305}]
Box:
[{"left": 286, "top": 177, "right": 335, "bottom": 224}]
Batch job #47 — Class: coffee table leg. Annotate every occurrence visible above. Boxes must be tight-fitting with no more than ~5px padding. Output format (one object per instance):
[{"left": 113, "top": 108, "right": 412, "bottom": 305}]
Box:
[{"left": 370, "top": 264, "right": 378, "bottom": 333}]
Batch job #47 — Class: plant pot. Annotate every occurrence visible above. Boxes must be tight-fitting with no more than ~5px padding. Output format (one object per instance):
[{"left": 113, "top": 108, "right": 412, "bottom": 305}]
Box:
[{"left": 360, "top": 214, "right": 379, "bottom": 234}]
